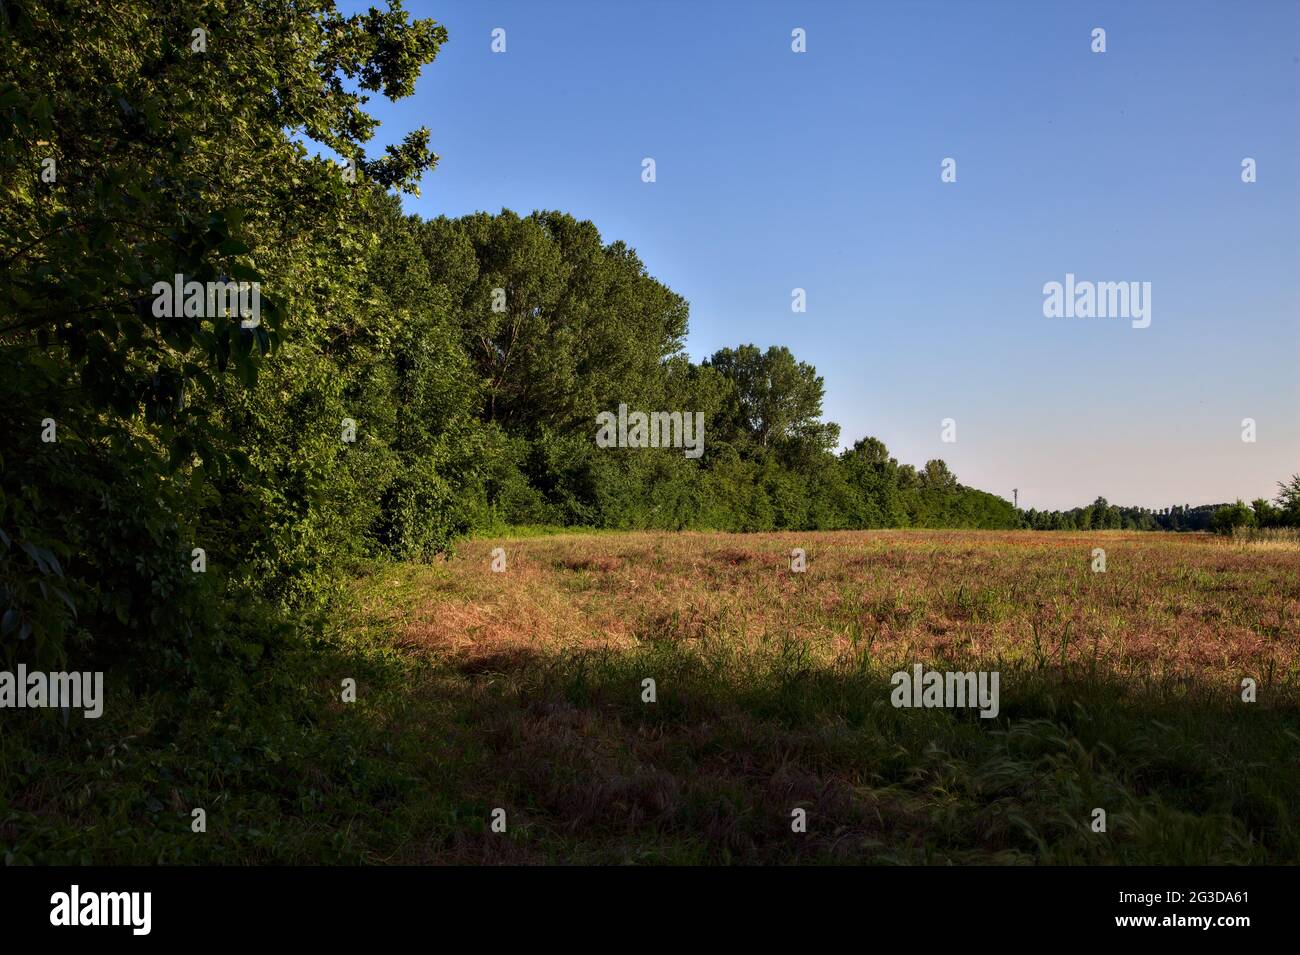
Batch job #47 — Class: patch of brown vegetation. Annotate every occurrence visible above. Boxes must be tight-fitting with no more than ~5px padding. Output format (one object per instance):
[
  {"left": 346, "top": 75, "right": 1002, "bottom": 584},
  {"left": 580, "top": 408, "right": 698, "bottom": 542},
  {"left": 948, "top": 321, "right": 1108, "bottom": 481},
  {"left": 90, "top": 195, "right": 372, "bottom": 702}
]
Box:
[{"left": 389, "top": 531, "right": 1299, "bottom": 686}]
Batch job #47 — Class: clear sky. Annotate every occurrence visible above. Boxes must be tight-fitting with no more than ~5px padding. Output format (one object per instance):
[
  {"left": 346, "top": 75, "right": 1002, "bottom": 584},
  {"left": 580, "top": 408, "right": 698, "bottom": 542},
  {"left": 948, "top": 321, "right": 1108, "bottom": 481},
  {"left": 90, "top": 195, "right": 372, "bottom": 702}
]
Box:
[{"left": 342, "top": 0, "right": 1298, "bottom": 511}]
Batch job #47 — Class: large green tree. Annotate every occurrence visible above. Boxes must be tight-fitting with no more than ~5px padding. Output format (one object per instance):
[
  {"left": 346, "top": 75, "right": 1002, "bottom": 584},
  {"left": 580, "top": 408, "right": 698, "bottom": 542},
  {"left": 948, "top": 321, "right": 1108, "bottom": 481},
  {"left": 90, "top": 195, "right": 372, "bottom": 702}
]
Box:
[
  {"left": 1, "top": 0, "right": 446, "bottom": 671},
  {"left": 704, "top": 344, "right": 839, "bottom": 464},
  {"left": 422, "top": 210, "right": 689, "bottom": 434}
]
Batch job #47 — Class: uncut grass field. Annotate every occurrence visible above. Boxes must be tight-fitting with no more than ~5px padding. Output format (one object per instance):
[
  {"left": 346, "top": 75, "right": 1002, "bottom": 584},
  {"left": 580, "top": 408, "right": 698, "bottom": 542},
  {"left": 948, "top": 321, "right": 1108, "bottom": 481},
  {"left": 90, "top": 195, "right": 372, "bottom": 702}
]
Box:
[{"left": 5, "top": 530, "right": 1298, "bottom": 865}]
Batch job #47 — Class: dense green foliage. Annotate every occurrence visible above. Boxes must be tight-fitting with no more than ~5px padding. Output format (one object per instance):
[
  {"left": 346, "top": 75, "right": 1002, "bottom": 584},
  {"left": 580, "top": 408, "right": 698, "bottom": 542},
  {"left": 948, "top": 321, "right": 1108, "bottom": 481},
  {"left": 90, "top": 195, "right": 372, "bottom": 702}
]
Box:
[
  {"left": 1, "top": 0, "right": 460, "bottom": 676},
  {"left": 416, "top": 209, "right": 1022, "bottom": 535}
]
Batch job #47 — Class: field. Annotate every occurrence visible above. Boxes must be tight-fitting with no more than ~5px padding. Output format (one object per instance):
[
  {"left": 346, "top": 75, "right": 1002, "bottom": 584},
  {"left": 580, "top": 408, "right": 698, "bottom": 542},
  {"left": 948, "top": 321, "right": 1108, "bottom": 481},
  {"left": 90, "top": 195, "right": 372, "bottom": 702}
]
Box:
[{"left": 5, "top": 530, "right": 1298, "bottom": 865}]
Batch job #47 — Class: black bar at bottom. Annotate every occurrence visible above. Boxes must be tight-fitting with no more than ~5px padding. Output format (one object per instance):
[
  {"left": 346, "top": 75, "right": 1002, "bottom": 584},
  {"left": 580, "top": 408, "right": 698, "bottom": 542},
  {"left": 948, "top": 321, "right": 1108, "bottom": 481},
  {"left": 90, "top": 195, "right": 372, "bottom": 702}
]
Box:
[{"left": 0, "top": 865, "right": 1282, "bottom": 941}]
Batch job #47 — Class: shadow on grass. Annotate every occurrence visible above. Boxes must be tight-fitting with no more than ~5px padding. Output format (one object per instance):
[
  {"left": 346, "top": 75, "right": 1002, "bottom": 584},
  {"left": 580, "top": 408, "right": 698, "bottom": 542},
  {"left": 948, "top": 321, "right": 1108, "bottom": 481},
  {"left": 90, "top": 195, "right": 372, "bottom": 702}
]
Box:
[{"left": 5, "top": 625, "right": 1295, "bottom": 865}]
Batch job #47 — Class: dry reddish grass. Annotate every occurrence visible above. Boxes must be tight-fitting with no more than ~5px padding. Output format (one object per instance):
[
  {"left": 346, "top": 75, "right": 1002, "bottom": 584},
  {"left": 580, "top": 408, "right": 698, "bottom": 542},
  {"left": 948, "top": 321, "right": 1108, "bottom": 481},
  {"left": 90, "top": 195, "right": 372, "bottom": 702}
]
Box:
[
  {"left": 333, "top": 530, "right": 1300, "bottom": 864},
  {"left": 392, "top": 530, "right": 1300, "bottom": 689}
]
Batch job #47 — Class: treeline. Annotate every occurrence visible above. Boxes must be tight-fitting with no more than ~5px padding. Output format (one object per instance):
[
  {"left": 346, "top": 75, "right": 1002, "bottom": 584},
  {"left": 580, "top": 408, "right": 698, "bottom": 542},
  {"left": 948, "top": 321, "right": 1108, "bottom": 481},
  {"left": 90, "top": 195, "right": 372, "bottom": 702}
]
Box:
[
  {"left": 1024, "top": 482, "right": 1300, "bottom": 533},
  {"left": 417, "top": 207, "right": 1019, "bottom": 535},
  {"left": 1205, "top": 482, "right": 1300, "bottom": 534},
  {"left": 1, "top": 2, "right": 1017, "bottom": 679},
  {"left": 1023, "top": 500, "right": 1209, "bottom": 532}
]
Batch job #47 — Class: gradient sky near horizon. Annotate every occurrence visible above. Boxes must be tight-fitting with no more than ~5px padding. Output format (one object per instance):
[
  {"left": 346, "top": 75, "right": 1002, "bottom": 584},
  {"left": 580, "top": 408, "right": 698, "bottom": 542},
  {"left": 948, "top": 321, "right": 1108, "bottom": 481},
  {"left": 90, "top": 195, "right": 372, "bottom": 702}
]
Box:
[{"left": 341, "top": 0, "right": 1297, "bottom": 511}]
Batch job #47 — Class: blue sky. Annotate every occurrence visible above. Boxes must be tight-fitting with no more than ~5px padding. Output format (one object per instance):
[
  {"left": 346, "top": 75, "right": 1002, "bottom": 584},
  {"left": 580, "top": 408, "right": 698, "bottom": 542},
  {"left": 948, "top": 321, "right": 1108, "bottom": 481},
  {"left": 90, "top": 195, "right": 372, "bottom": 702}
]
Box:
[{"left": 342, "top": 0, "right": 1297, "bottom": 510}]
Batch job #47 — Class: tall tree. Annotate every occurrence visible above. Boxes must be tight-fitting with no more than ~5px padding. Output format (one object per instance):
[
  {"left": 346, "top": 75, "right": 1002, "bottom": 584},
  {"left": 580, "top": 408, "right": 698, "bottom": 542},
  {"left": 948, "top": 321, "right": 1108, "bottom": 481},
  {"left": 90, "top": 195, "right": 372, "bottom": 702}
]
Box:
[
  {"left": 1, "top": 0, "right": 446, "bottom": 670},
  {"left": 704, "top": 344, "right": 839, "bottom": 462},
  {"left": 422, "top": 210, "right": 688, "bottom": 433}
]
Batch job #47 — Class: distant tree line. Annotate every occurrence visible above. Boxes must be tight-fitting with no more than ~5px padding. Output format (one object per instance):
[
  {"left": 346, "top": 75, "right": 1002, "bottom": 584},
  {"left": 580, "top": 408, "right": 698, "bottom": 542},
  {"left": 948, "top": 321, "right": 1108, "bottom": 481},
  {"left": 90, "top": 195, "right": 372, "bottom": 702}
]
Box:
[
  {"left": 1022, "top": 481, "right": 1300, "bottom": 534},
  {"left": 413, "top": 207, "right": 1020, "bottom": 535},
  {"left": 1205, "top": 478, "right": 1300, "bottom": 534}
]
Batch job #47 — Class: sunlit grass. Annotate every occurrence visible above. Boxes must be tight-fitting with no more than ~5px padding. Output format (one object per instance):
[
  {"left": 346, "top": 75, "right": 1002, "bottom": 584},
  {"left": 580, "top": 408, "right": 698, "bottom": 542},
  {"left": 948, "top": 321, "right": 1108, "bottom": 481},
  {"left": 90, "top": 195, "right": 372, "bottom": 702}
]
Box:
[{"left": 4, "top": 530, "right": 1296, "bottom": 864}]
